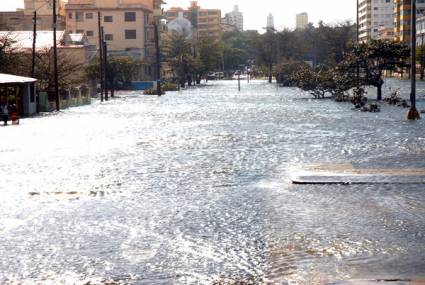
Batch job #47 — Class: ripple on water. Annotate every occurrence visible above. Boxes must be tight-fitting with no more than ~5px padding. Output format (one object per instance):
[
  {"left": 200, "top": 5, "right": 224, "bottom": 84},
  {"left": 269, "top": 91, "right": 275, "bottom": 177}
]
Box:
[{"left": 0, "top": 80, "right": 424, "bottom": 284}]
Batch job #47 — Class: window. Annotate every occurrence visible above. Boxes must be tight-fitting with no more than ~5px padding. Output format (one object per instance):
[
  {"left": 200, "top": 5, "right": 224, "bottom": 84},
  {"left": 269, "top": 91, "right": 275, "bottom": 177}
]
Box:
[
  {"left": 125, "top": 29, "right": 137, "bottom": 39},
  {"left": 86, "top": 30, "right": 94, "bottom": 36},
  {"left": 76, "top": 29, "right": 84, "bottom": 34},
  {"left": 76, "top": 12, "right": 83, "bottom": 22},
  {"left": 105, "top": 34, "right": 113, "bottom": 41},
  {"left": 125, "top": 12, "right": 136, "bottom": 22},
  {"left": 86, "top": 12, "right": 93, "bottom": 19},
  {"left": 104, "top": 16, "right": 113, "bottom": 22},
  {"left": 68, "top": 12, "right": 73, "bottom": 19},
  {"left": 145, "top": 65, "right": 152, "bottom": 76}
]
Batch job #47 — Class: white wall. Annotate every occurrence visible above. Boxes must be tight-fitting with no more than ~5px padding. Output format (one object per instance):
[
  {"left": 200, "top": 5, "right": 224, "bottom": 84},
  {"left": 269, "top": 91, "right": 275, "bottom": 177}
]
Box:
[{"left": 22, "top": 83, "right": 37, "bottom": 115}]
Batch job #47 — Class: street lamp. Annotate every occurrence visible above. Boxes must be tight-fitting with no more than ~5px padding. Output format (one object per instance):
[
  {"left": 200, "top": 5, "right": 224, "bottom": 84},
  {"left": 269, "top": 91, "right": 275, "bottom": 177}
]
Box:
[
  {"left": 52, "top": 0, "right": 59, "bottom": 111},
  {"left": 153, "top": 0, "right": 164, "bottom": 96}
]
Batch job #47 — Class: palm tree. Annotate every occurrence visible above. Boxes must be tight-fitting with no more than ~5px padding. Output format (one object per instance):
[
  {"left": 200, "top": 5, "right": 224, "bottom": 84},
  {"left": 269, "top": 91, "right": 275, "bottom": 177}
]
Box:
[{"left": 163, "top": 33, "right": 197, "bottom": 88}]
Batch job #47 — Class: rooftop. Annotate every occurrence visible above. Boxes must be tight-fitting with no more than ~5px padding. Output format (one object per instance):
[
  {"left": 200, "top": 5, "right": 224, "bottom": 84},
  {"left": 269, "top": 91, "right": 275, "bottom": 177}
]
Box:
[
  {"left": 0, "top": 31, "right": 86, "bottom": 51},
  {"left": 0, "top": 30, "right": 65, "bottom": 50},
  {"left": 0, "top": 73, "right": 37, "bottom": 84}
]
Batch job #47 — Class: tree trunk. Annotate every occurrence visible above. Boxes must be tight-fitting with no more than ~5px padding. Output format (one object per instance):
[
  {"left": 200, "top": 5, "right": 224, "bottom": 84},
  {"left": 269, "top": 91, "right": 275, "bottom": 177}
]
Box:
[
  {"left": 269, "top": 63, "right": 273, "bottom": 83},
  {"left": 377, "top": 83, "right": 383, "bottom": 101},
  {"left": 110, "top": 79, "right": 115, "bottom": 98}
]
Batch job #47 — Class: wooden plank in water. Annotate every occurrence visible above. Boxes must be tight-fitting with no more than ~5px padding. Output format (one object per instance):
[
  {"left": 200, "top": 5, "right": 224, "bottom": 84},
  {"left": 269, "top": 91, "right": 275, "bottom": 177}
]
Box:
[{"left": 291, "top": 164, "right": 425, "bottom": 185}]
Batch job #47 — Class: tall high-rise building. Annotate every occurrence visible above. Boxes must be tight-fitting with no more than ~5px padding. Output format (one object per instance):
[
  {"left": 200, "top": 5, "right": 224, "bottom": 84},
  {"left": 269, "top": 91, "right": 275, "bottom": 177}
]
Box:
[
  {"left": 296, "top": 12, "right": 308, "bottom": 30},
  {"left": 358, "top": 0, "right": 393, "bottom": 42},
  {"left": 394, "top": 0, "right": 425, "bottom": 43},
  {"left": 267, "top": 13, "right": 274, "bottom": 31},
  {"left": 165, "top": 1, "right": 222, "bottom": 40},
  {"left": 223, "top": 5, "right": 243, "bottom": 31}
]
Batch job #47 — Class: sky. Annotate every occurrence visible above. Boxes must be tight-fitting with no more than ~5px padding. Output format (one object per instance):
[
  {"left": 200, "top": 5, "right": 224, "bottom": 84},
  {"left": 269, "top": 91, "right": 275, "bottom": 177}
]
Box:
[{"left": 0, "top": 0, "right": 356, "bottom": 30}]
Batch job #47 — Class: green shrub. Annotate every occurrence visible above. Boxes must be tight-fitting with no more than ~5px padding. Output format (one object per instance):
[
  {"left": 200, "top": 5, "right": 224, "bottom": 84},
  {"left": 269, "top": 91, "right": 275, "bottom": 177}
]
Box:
[
  {"left": 143, "top": 88, "right": 165, "bottom": 95},
  {"left": 162, "top": 82, "right": 178, "bottom": 91}
]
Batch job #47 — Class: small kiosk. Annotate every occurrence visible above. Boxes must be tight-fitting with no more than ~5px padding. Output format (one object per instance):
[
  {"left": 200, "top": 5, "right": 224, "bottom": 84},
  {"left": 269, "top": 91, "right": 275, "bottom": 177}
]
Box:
[{"left": 0, "top": 73, "right": 38, "bottom": 118}]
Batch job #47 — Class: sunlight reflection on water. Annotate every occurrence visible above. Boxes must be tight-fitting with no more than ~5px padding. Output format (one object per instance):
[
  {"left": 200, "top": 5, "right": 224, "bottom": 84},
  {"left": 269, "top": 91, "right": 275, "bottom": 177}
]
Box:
[{"left": 0, "top": 80, "right": 424, "bottom": 284}]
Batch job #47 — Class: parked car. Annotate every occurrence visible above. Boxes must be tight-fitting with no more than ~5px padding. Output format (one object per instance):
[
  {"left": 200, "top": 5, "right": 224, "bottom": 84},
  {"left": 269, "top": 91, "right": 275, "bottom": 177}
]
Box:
[{"left": 207, "top": 73, "right": 217, "bottom": 80}]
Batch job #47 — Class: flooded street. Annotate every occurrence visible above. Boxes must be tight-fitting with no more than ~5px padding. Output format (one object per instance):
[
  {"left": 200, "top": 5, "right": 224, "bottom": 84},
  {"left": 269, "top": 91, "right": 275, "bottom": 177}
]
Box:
[{"left": 0, "top": 80, "right": 424, "bottom": 284}]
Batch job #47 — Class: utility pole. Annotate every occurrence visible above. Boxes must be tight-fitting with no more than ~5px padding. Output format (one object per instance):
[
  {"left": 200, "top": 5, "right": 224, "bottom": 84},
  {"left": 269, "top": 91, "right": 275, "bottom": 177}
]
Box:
[
  {"left": 408, "top": 0, "right": 420, "bottom": 120},
  {"left": 98, "top": 12, "right": 104, "bottom": 102},
  {"left": 31, "top": 11, "right": 37, "bottom": 78},
  {"left": 154, "top": 16, "right": 162, "bottom": 96},
  {"left": 103, "top": 40, "right": 108, "bottom": 101},
  {"left": 53, "top": 0, "right": 59, "bottom": 111},
  {"left": 421, "top": 33, "right": 424, "bottom": 80},
  {"left": 356, "top": 0, "right": 360, "bottom": 89}
]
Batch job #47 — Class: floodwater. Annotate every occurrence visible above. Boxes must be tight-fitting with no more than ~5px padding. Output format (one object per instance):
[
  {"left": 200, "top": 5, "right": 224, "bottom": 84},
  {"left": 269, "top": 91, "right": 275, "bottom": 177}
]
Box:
[{"left": 0, "top": 80, "right": 424, "bottom": 285}]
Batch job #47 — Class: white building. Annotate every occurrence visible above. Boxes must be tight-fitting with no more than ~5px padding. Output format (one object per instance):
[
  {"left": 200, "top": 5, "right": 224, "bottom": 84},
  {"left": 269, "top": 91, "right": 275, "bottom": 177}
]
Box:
[
  {"left": 223, "top": 5, "right": 243, "bottom": 31},
  {"left": 296, "top": 12, "right": 308, "bottom": 30},
  {"left": 267, "top": 13, "right": 274, "bottom": 31},
  {"left": 167, "top": 11, "right": 193, "bottom": 38},
  {"left": 358, "top": 0, "right": 393, "bottom": 42}
]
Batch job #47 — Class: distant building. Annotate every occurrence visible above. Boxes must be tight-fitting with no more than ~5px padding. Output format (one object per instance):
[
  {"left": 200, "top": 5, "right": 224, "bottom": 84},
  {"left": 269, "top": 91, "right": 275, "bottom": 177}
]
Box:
[
  {"left": 221, "top": 22, "right": 238, "bottom": 33},
  {"left": 296, "top": 12, "right": 308, "bottom": 30},
  {"left": 0, "top": 0, "right": 66, "bottom": 31},
  {"left": 358, "top": 0, "right": 393, "bottom": 42},
  {"left": 394, "top": 0, "right": 425, "bottom": 43},
  {"left": 0, "top": 10, "right": 26, "bottom": 31},
  {"left": 65, "top": 0, "right": 152, "bottom": 57},
  {"left": 223, "top": 5, "right": 243, "bottom": 32},
  {"left": 417, "top": 15, "right": 425, "bottom": 46},
  {"left": 377, "top": 27, "right": 395, "bottom": 41},
  {"left": 167, "top": 11, "right": 193, "bottom": 38},
  {"left": 165, "top": 1, "right": 222, "bottom": 40},
  {"left": 266, "top": 13, "right": 275, "bottom": 32}
]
